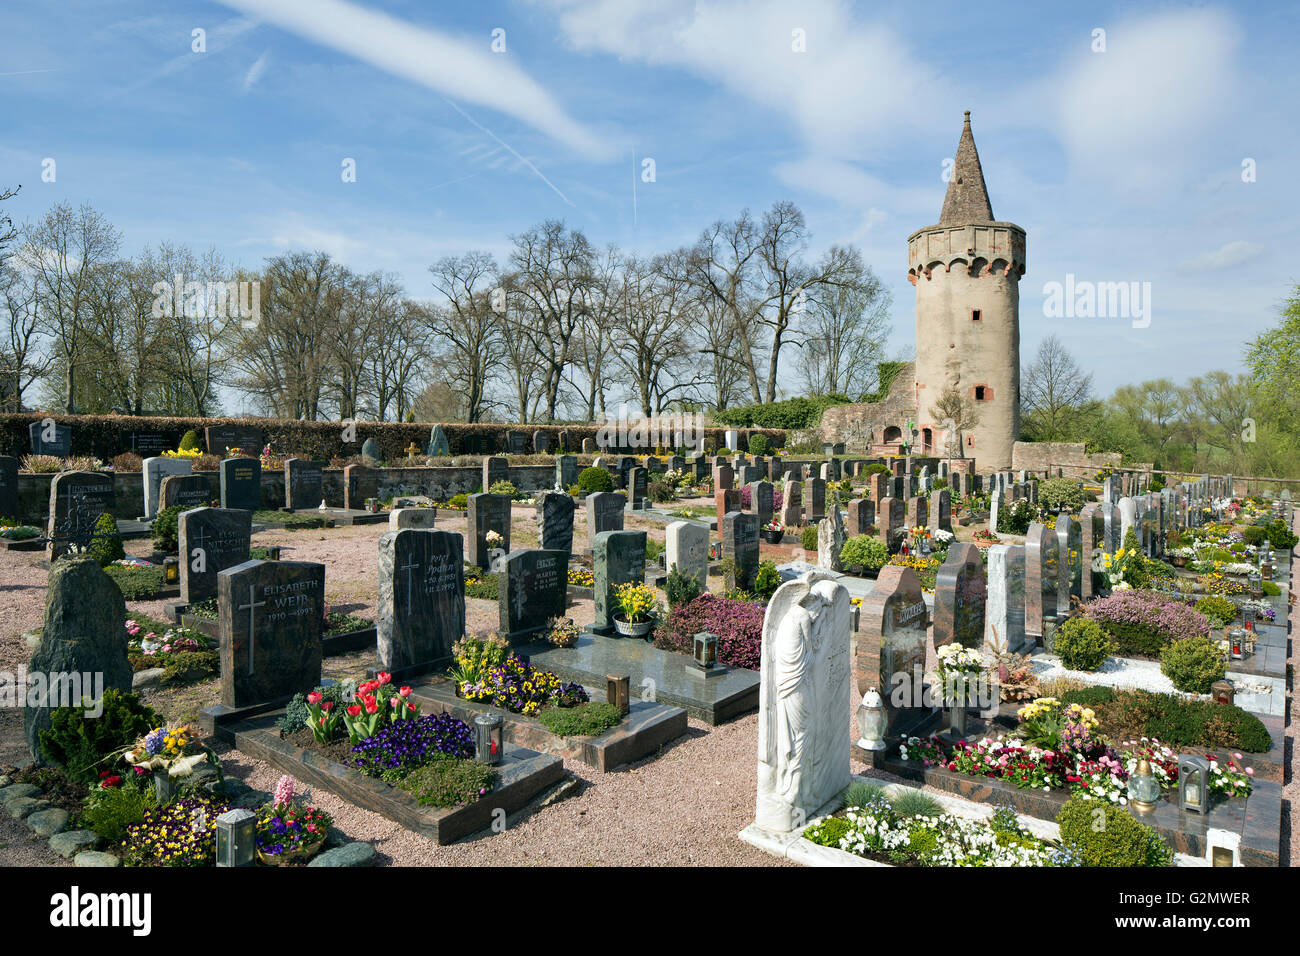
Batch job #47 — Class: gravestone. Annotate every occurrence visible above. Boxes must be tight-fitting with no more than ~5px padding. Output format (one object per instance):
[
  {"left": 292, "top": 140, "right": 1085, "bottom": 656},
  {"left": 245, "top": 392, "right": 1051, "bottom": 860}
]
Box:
[
  {"left": 1024, "top": 522, "right": 1057, "bottom": 642},
  {"left": 724, "top": 429, "right": 740, "bottom": 451},
  {"left": 343, "top": 464, "right": 378, "bottom": 511},
  {"left": 859, "top": 565, "right": 931, "bottom": 740},
  {"left": 47, "top": 471, "right": 114, "bottom": 559},
  {"left": 205, "top": 425, "right": 264, "bottom": 457},
  {"left": 499, "top": 549, "right": 568, "bottom": 642},
  {"left": 557, "top": 429, "right": 571, "bottom": 453},
  {"left": 585, "top": 491, "right": 625, "bottom": 549},
  {"left": 933, "top": 543, "right": 987, "bottom": 650},
  {"left": 284, "top": 459, "right": 323, "bottom": 510},
  {"left": 592, "top": 530, "right": 647, "bottom": 635},
  {"left": 179, "top": 507, "right": 253, "bottom": 604},
  {"left": 867, "top": 473, "right": 888, "bottom": 503},
  {"left": 160, "top": 474, "right": 213, "bottom": 512},
  {"left": 722, "top": 511, "right": 760, "bottom": 588},
  {"left": 985, "top": 544, "right": 1027, "bottom": 653},
  {"left": 754, "top": 571, "right": 851, "bottom": 832},
  {"left": 466, "top": 493, "right": 511, "bottom": 568},
  {"left": 1079, "top": 504, "right": 1105, "bottom": 600},
  {"left": 555, "top": 455, "right": 579, "bottom": 490},
  {"left": 143, "top": 456, "right": 192, "bottom": 519},
  {"left": 665, "top": 520, "right": 709, "bottom": 588},
  {"left": 482, "top": 456, "right": 509, "bottom": 491},
  {"left": 219, "top": 457, "right": 261, "bottom": 511},
  {"left": 24, "top": 557, "right": 133, "bottom": 762},
  {"left": 129, "top": 430, "right": 169, "bottom": 456},
  {"left": 1057, "top": 517, "right": 1083, "bottom": 615},
  {"left": 536, "top": 490, "right": 576, "bottom": 554},
  {"left": 218, "top": 560, "right": 325, "bottom": 708},
  {"left": 989, "top": 491, "right": 1000, "bottom": 534},
  {"left": 714, "top": 463, "right": 734, "bottom": 492},
  {"left": 427, "top": 425, "right": 450, "bottom": 457},
  {"left": 1099, "top": 500, "right": 1121, "bottom": 553},
  {"left": 628, "top": 467, "right": 648, "bottom": 509},
  {"left": 781, "top": 479, "right": 802, "bottom": 526},
  {"left": 506, "top": 431, "right": 528, "bottom": 454},
  {"left": 581, "top": 437, "right": 596, "bottom": 454},
  {"left": 1117, "top": 496, "right": 1138, "bottom": 545},
  {"left": 817, "top": 501, "right": 845, "bottom": 572},
  {"left": 767, "top": 457, "right": 784, "bottom": 482},
  {"left": 389, "top": 507, "right": 437, "bottom": 530},
  {"left": 28, "top": 420, "right": 71, "bottom": 457},
  {"left": 739, "top": 464, "right": 763, "bottom": 487},
  {"left": 847, "top": 498, "right": 875, "bottom": 535},
  {"left": 378, "top": 529, "right": 464, "bottom": 671},
  {"left": 878, "top": 497, "right": 904, "bottom": 552},
  {"left": 532, "top": 430, "right": 550, "bottom": 454},
  {"left": 906, "top": 496, "right": 928, "bottom": 531},
  {"left": 715, "top": 488, "right": 741, "bottom": 530},
  {"left": 361, "top": 438, "right": 379, "bottom": 462},
  {"left": 807, "top": 478, "right": 826, "bottom": 522},
  {"left": 0, "top": 455, "right": 21, "bottom": 519},
  {"left": 463, "top": 434, "right": 494, "bottom": 456},
  {"left": 935, "top": 488, "right": 952, "bottom": 532},
  {"left": 750, "top": 480, "right": 774, "bottom": 527}
]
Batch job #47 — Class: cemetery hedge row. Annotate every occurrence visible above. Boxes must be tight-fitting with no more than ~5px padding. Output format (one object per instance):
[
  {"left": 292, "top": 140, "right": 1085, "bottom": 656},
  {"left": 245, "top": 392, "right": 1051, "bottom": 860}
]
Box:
[{"left": 0, "top": 413, "right": 784, "bottom": 462}]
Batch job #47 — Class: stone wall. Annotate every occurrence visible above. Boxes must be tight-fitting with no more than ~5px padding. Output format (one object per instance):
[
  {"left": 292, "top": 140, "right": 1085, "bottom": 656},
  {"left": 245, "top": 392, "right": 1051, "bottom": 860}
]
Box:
[
  {"left": 814, "top": 362, "right": 918, "bottom": 452},
  {"left": 1010, "top": 442, "right": 1121, "bottom": 476}
]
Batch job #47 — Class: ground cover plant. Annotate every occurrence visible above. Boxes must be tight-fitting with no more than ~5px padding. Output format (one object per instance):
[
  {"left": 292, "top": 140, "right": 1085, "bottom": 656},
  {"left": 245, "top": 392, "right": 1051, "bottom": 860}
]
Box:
[
  {"left": 1056, "top": 686, "right": 1272, "bottom": 753},
  {"left": 653, "top": 592, "right": 765, "bottom": 669}
]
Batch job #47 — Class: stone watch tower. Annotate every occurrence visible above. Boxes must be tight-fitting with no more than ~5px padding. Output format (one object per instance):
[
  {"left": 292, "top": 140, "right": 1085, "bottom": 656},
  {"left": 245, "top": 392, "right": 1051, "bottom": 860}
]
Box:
[{"left": 908, "top": 111, "right": 1025, "bottom": 471}]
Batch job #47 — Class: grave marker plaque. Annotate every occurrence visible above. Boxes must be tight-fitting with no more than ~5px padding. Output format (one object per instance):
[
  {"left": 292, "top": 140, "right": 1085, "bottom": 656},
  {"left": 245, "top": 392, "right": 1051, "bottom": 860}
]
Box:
[
  {"left": 592, "top": 530, "right": 647, "bottom": 634},
  {"left": 179, "top": 507, "right": 253, "bottom": 604},
  {"left": 585, "top": 491, "right": 624, "bottom": 549},
  {"left": 933, "top": 543, "right": 987, "bottom": 650},
  {"left": 218, "top": 559, "right": 325, "bottom": 708},
  {"left": 129, "top": 431, "right": 169, "bottom": 456},
  {"left": 378, "top": 529, "right": 464, "bottom": 672},
  {"left": 499, "top": 548, "right": 568, "bottom": 642},
  {"left": 466, "top": 493, "right": 511, "bottom": 567},
  {"left": 859, "top": 565, "right": 932, "bottom": 738},
  {"left": 536, "top": 490, "right": 576, "bottom": 553},
  {"left": 28, "top": 420, "right": 71, "bottom": 457},
  {"left": 284, "top": 459, "right": 323, "bottom": 510},
  {"left": 389, "top": 507, "right": 437, "bottom": 530},
  {"left": 205, "top": 425, "right": 264, "bottom": 457},
  {"left": 160, "top": 474, "right": 212, "bottom": 512},
  {"left": 46, "top": 471, "right": 114, "bottom": 559},
  {"left": 219, "top": 457, "right": 261, "bottom": 511},
  {"left": 143, "top": 456, "right": 192, "bottom": 518}
]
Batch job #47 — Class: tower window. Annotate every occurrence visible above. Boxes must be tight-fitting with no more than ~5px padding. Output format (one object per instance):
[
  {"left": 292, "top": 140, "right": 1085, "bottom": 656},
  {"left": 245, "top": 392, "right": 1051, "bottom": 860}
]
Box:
[
  {"left": 966, "top": 435, "right": 974, "bottom": 448},
  {"left": 974, "top": 386, "right": 986, "bottom": 401},
  {"left": 971, "top": 309, "right": 981, "bottom": 322},
  {"left": 971, "top": 384, "right": 993, "bottom": 402}
]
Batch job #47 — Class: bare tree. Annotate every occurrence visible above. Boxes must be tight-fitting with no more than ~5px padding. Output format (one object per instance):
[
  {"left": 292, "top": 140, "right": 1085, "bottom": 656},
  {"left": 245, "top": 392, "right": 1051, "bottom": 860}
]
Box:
[
  {"left": 0, "top": 184, "right": 19, "bottom": 269},
  {"left": 426, "top": 252, "right": 502, "bottom": 423},
  {"left": 687, "top": 209, "right": 766, "bottom": 403},
  {"left": 930, "top": 385, "right": 982, "bottom": 458},
  {"left": 1021, "top": 334, "right": 1094, "bottom": 440},
  {"left": 795, "top": 253, "right": 891, "bottom": 398},
  {"left": 0, "top": 263, "right": 51, "bottom": 411},
  {"left": 367, "top": 297, "right": 427, "bottom": 421}
]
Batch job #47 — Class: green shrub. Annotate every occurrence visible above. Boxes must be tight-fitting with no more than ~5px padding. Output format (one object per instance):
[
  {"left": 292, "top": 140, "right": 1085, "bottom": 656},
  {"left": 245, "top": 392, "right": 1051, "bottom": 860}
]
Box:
[
  {"left": 537, "top": 702, "right": 623, "bottom": 737},
  {"left": 800, "top": 525, "right": 818, "bottom": 551},
  {"left": 1057, "top": 797, "right": 1173, "bottom": 867},
  {"left": 1058, "top": 686, "right": 1117, "bottom": 708},
  {"left": 747, "top": 434, "right": 769, "bottom": 457},
  {"left": 577, "top": 467, "right": 614, "bottom": 493},
  {"left": 160, "top": 650, "right": 219, "bottom": 683},
  {"left": 464, "top": 572, "right": 499, "bottom": 601},
  {"left": 997, "top": 499, "right": 1036, "bottom": 535},
  {"left": 865, "top": 463, "right": 890, "bottom": 477},
  {"left": 841, "top": 780, "right": 886, "bottom": 809},
  {"left": 753, "top": 560, "right": 781, "bottom": 599},
  {"left": 1265, "top": 518, "right": 1297, "bottom": 550},
  {"left": 711, "top": 395, "right": 849, "bottom": 430},
  {"left": 1194, "top": 595, "right": 1237, "bottom": 627},
  {"left": 398, "top": 759, "right": 497, "bottom": 808},
  {"left": 87, "top": 512, "right": 125, "bottom": 566},
  {"left": 1053, "top": 617, "right": 1115, "bottom": 672},
  {"left": 840, "top": 534, "right": 889, "bottom": 573},
  {"left": 1262, "top": 581, "right": 1280, "bottom": 596},
  {"left": 103, "top": 564, "right": 167, "bottom": 600},
  {"left": 488, "top": 479, "right": 519, "bottom": 499},
  {"left": 647, "top": 479, "right": 675, "bottom": 503},
  {"left": 1058, "top": 686, "right": 1271, "bottom": 753},
  {"left": 179, "top": 429, "right": 202, "bottom": 452},
  {"left": 1039, "top": 478, "right": 1087, "bottom": 512},
  {"left": 80, "top": 782, "right": 155, "bottom": 842},
  {"left": 152, "top": 505, "right": 182, "bottom": 553},
  {"left": 803, "top": 816, "right": 852, "bottom": 847},
  {"left": 1242, "top": 525, "right": 1266, "bottom": 546},
  {"left": 664, "top": 564, "right": 702, "bottom": 609},
  {"left": 38, "top": 689, "right": 162, "bottom": 784},
  {"left": 447, "top": 493, "right": 469, "bottom": 509},
  {"left": 1160, "top": 636, "right": 1227, "bottom": 693}
]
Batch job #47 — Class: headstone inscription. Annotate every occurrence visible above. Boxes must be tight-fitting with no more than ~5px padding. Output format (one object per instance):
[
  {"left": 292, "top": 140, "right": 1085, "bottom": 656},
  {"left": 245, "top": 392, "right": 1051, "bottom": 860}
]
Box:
[
  {"left": 219, "top": 457, "right": 261, "bottom": 511},
  {"left": 499, "top": 549, "right": 568, "bottom": 642},
  {"left": 284, "top": 458, "right": 323, "bottom": 510},
  {"left": 29, "top": 420, "right": 71, "bottom": 457},
  {"left": 143, "top": 456, "right": 192, "bottom": 519},
  {"left": 160, "top": 474, "right": 212, "bottom": 512},
  {"left": 179, "top": 507, "right": 253, "bottom": 605},
  {"left": 47, "top": 471, "right": 114, "bottom": 559},
  {"left": 218, "top": 560, "right": 325, "bottom": 708},
  {"left": 378, "top": 529, "right": 464, "bottom": 672}
]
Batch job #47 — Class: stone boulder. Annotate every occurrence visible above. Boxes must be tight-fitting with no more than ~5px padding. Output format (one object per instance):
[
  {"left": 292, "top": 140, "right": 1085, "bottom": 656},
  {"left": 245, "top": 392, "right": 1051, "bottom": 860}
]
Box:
[{"left": 24, "top": 557, "right": 133, "bottom": 763}]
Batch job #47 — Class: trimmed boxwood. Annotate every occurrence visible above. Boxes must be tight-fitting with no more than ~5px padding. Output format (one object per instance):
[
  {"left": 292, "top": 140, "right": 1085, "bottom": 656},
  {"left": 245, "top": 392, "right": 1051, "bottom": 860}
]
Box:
[
  {"left": 577, "top": 466, "right": 614, "bottom": 493},
  {"left": 1160, "top": 635, "right": 1226, "bottom": 693},
  {"left": 1057, "top": 796, "right": 1173, "bottom": 867},
  {"left": 1052, "top": 617, "right": 1115, "bottom": 671},
  {"left": 1059, "top": 686, "right": 1272, "bottom": 753}
]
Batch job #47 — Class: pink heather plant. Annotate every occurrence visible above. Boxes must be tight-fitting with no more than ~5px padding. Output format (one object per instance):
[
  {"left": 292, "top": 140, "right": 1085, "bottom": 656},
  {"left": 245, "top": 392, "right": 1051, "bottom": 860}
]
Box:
[
  {"left": 653, "top": 593, "right": 766, "bottom": 670},
  {"left": 1083, "top": 589, "right": 1210, "bottom": 654}
]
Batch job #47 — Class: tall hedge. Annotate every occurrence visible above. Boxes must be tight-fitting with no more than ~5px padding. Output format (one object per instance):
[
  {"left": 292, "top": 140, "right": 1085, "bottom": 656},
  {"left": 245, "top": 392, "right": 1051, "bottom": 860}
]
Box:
[
  {"left": 710, "top": 395, "right": 852, "bottom": 430},
  {"left": 0, "top": 413, "right": 782, "bottom": 463}
]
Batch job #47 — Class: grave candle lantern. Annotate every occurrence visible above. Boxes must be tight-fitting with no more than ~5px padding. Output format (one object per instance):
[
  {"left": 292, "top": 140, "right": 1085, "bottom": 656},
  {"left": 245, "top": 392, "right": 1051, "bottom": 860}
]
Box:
[
  {"left": 692, "top": 631, "right": 717, "bottom": 670},
  {"left": 1247, "top": 570, "right": 1262, "bottom": 598},
  {"left": 1178, "top": 755, "right": 1210, "bottom": 814},
  {"left": 1127, "top": 758, "right": 1159, "bottom": 814},
  {"left": 163, "top": 556, "right": 179, "bottom": 585},
  {"left": 473, "top": 713, "right": 504, "bottom": 766},
  {"left": 1211, "top": 679, "right": 1235, "bottom": 706},
  {"left": 215, "top": 808, "right": 258, "bottom": 867},
  {"left": 856, "top": 689, "right": 887, "bottom": 751},
  {"left": 606, "top": 674, "right": 631, "bottom": 715}
]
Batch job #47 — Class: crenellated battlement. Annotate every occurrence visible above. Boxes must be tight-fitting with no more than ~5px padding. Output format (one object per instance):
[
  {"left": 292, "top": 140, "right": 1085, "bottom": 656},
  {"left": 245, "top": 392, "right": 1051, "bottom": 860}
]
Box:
[{"left": 906, "top": 221, "right": 1026, "bottom": 285}]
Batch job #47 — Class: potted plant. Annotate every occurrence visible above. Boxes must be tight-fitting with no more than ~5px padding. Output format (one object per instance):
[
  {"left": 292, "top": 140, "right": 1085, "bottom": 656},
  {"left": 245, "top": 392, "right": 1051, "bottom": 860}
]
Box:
[
  {"left": 761, "top": 516, "right": 785, "bottom": 544},
  {"left": 256, "top": 775, "right": 332, "bottom": 865},
  {"left": 613, "top": 582, "right": 658, "bottom": 638}
]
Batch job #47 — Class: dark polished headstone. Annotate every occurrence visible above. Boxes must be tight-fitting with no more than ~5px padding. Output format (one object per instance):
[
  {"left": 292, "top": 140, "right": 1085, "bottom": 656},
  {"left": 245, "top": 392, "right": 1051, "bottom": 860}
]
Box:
[
  {"left": 933, "top": 542, "right": 986, "bottom": 650},
  {"left": 466, "top": 492, "right": 511, "bottom": 568},
  {"left": 1057, "top": 515, "right": 1083, "bottom": 615},
  {"left": 47, "top": 471, "right": 114, "bottom": 559},
  {"left": 482, "top": 456, "right": 509, "bottom": 490},
  {"left": 29, "top": 420, "right": 71, "bottom": 457},
  {"left": 935, "top": 488, "right": 952, "bottom": 531},
  {"left": 858, "top": 565, "right": 932, "bottom": 738},
  {"left": 537, "top": 490, "right": 576, "bottom": 553},
  {"left": 592, "top": 530, "right": 646, "bottom": 635},
  {"left": 179, "top": 507, "right": 253, "bottom": 604},
  {"left": 129, "top": 430, "right": 169, "bottom": 456},
  {"left": 0, "top": 455, "right": 19, "bottom": 520},
  {"left": 878, "top": 496, "right": 905, "bottom": 552},
  {"left": 220, "top": 457, "right": 261, "bottom": 511},
  {"left": 847, "top": 498, "right": 875, "bottom": 535},
  {"left": 284, "top": 458, "right": 323, "bottom": 510},
  {"left": 344, "top": 463, "right": 379, "bottom": 511},
  {"left": 628, "top": 467, "right": 647, "bottom": 509},
  {"left": 205, "top": 425, "right": 264, "bottom": 457},
  {"left": 161, "top": 474, "right": 212, "bottom": 512},
  {"left": 585, "top": 491, "right": 624, "bottom": 549},
  {"left": 555, "top": 455, "right": 579, "bottom": 490},
  {"left": 499, "top": 548, "right": 568, "bottom": 642},
  {"left": 378, "top": 529, "right": 464, "bottom": 672},
  {"left": 721, "top": 510, "right": 759, "bottom": 588},
  {"left": 218, "top": 559, "right": 325, "bottom": 708}
]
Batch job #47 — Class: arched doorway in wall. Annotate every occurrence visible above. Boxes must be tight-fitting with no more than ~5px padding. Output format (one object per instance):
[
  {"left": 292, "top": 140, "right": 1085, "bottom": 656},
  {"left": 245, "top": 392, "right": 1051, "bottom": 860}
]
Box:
[
  {"left": 883, "top": 425, "right": 902, "bottom": 444},
  {"left": 922, "top": 427, "right": 933, "bottom": 451}
]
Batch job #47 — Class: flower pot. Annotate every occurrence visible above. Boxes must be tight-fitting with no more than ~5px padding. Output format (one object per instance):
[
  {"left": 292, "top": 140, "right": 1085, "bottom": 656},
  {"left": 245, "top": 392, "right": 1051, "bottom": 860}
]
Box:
[
  {"left": 257, "top": 840, "right": 326, "bottom": 867},
  {"left": 762, "top": 529, "right": 784, "bottom": 544},
  {"left": 613, "top": 615, "right": 654, "bottom": 638}
]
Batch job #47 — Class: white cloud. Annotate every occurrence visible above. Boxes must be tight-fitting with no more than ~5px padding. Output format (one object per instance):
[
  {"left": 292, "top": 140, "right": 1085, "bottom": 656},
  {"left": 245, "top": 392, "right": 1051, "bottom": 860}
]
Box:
[
  {"left": 214, "top": 0, "right": 612, "bottom": 161},
  {"left": 1052, "top": 9, "right": 1242, "bottom": 189},
  {"left": 1176, "top": 240, "right": 1265, "bottom": 274},
  {"left": 242, "top": 49, "right": 270, "bottom": 91}
]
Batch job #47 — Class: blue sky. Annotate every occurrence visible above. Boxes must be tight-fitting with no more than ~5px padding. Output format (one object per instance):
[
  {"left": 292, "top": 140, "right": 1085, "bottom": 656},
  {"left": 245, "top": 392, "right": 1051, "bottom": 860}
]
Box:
[{"left": 3, "top": 0, "right": 1297, "bottom": 403}]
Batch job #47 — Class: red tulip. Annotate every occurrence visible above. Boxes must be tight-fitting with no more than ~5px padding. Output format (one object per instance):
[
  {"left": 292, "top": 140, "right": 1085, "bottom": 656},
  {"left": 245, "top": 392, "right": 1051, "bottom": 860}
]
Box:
[{"left": 347, "top": 705, "right": 361, "bottom": 717}]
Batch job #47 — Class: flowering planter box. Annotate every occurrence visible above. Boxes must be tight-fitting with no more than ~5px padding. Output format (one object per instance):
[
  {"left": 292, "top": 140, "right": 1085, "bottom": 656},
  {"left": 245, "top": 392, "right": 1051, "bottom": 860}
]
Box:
[
  {"left": 231, "top": 713, "right": 565, "bottom": 845},
  {"left": 411, "top": 679, "right": 687, "bottom": 772}
]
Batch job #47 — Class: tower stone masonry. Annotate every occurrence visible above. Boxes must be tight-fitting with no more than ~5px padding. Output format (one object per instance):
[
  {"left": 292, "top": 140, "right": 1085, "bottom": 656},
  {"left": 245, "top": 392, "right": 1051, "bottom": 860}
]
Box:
[{"left": 908, "top": 111, "right": 1025, "bottom": 471}]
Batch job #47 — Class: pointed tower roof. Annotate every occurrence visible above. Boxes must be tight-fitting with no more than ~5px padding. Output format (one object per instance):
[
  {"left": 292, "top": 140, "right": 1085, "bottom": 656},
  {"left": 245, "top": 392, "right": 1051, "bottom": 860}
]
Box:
[{"left": 939, "top": 111, "right": 994, "bottom": 224}]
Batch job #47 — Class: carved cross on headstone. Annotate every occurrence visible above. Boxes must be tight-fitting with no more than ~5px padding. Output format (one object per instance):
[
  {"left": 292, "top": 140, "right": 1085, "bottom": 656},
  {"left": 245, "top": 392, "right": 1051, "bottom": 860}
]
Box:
[{"left": 238, "top": 584, "right": 266, "bottom": 675}]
